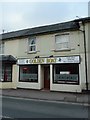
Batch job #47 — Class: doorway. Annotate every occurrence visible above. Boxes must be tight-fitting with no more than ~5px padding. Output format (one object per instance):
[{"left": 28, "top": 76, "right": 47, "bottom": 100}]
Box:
[{"left": 44, "top": 66, "right": 50, "bottom": 89}]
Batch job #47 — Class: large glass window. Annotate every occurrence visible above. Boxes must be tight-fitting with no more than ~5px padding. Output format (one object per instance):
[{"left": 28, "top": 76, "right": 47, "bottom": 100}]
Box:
[
  {"left": 0, "top": 64, "right": 12, "bottom": 82},
  {"left": 53, "top": 64, "right": 79, "bottom": 84},
  {"left": 19, "top": 65, "right": 38, "bottom": 82}
]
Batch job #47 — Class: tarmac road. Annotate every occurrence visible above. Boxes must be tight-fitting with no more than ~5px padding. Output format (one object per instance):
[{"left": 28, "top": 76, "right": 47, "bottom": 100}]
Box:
[{"left": 1, "top": 96, "right": 89, "bottom": 119}]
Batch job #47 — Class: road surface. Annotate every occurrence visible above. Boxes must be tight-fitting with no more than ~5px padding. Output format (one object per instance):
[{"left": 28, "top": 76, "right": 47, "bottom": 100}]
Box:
[{"left": 0, "top": 96, "right": 89, "bottom": 118}]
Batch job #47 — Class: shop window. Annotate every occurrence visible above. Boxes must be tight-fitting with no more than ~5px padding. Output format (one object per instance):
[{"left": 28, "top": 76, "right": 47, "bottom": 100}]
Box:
[
  {"left": 19, "top": 65, "right": 38, "bottom": 82},
  {"left": 0, "top": 42, "right": 4, "bottom": 54},
  {"left": 28, "top": 37, "right": 36, "bottom": 53},
  {"left": 53, "top": 64, "right": 79, "bottom": 84},
  {"left": 55, "top": 34, "right": 70, "bottom": 50},
  {"left": 0, "top": 64, "right": 12, "bottom": 82}
]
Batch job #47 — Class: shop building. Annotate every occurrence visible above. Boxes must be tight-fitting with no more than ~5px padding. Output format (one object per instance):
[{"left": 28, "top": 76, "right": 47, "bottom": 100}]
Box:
[
  {"left": 0, "top": 55, "right": 16, "bottom": 88},
  {"left": 0, "top": 17, "right": 90, "bottom": 92}
]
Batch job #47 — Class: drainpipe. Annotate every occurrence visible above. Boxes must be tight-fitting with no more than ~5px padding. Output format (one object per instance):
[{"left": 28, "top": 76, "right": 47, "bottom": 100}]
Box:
[{"left": 79, "top": 21, "right": 88, "bottom": 91}]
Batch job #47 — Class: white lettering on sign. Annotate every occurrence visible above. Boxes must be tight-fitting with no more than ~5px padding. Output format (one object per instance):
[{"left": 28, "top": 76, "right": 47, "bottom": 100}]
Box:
[
  {"left": 56, "top": 56, "right": 80, "bottom": 63},
  {"left": 17, "top": 56, "right": 80, "bottom": 65},
  {"left": 60, "top": 71, "right": 70, "bottom": 74}
]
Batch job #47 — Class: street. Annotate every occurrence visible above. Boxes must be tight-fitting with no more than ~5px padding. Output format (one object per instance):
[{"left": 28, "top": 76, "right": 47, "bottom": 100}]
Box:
[{"left": 1, "top": 96, "right": 89, "bottom": 118}]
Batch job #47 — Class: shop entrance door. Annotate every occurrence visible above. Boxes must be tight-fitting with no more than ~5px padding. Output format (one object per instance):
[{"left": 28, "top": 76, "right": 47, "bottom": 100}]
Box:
[{"left": 44, "top": 66, "right": 50, "bottom": 89}]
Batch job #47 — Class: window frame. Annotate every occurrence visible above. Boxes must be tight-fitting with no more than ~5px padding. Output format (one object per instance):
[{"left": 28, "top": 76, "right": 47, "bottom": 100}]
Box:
[
  {"left": 28, "top": 37, "right": 36, "bottom": 53},
  {"left": 55, "top": 33, "right": 70, "bottom": 51},
  {"left": 0, "top": 63, "right": 12, "bottom": 82},
  {"left": 53, "top": 63, "right": 79, "bottom": 85},
  {"left": 19, "top": 65, "right": 38, "bottom": 83}
]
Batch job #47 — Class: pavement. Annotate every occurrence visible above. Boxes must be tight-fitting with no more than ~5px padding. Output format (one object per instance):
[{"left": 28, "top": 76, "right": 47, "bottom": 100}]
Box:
[{"left": 0, "top": 88, "right": 90, "bottom": 105}]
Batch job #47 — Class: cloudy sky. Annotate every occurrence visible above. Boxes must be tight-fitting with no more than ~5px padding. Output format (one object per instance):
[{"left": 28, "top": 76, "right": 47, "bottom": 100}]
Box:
[{"left": 0, "top": 0, "right": 90, "bottom": 33}]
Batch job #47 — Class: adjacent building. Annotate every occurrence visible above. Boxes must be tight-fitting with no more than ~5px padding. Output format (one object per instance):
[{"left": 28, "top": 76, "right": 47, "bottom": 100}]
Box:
[{"left": 0, "top": 17, "right": 90, "bottom": 92}]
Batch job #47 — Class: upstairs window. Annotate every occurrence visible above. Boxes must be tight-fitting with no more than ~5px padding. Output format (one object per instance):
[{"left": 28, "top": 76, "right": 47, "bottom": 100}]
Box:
[
  {"left": 28, "top": 37, "right": 36, "bottom": 52},
  {"left": 55, "top": 34, "right": 70, "bottom": 51},
  {"left": 0, "top": 42, "right": 4, "bottom": 54}
]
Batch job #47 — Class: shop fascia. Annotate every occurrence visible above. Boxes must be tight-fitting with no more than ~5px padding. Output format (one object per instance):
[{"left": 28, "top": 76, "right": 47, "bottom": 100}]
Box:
[{"left": 17, "top": 55, "right": 80, "bottom": 65}]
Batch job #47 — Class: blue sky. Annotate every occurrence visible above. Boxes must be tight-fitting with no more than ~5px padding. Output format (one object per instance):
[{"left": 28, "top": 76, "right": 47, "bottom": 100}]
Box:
[{"left": 0, "top": 1, "right": 89, "bottom": 33}]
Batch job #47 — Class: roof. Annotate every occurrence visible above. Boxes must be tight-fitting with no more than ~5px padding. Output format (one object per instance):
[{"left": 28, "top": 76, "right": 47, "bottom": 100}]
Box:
[
  {"left": 0, "top": 17, "right": 90, "bottom": 40},
  {"left": 0, "top": 21, "right": 79, "bottom": 40},
  {"left": 0, "top": 55, "right": 17, "bottom": 63},
  {"left": 74, "top": 17, "right": 90, "bottom": 23}
]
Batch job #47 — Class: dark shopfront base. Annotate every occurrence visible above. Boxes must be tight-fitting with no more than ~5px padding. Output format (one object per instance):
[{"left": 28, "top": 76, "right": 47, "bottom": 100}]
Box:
[{"left": 82, "top": 90, "right": 90, "bottom": 93}]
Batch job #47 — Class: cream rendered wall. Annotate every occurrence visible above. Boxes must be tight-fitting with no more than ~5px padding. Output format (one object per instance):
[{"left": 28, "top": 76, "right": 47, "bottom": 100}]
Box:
[
  {"left": 17, "top": 82, "right": 40, "bottom": 89},
  {"left": 51, "top": 84, "right": 81, "bottom": 92},
  {"left": 49, "top": 23, "right": 89, "bottom": 92},
  {"left": 0, "top": 65, "right": 18, "bottom": 89},
  {"left": 36, "top": 35, "right": 54, "bottom": 57},
  {"left": 36, "top": 31, "right": 84, "bottom": 57},
  {"left": 49, "top": 54, "right": 86, "bottom": 92},
  {"left": 50, "top": 63, "right": 82, "bottom": 93},
  {"left": 85, "top": 23, "right": 90, "bottom": 53},
  {"left": 1, "top": 39, "right": 19, "bottom": 89},
  {"left": 4, "top": 39, "right": 19, "bottom": 57},
  {"left": 87, "top": 23, "right": 90, "bottom": 90},
  {"left": 15, "top": 31, "right": 84, "bottom": 58},
  {"left": 2, "top": 26, "right": 88, "bottom": 92},
  {"left": 87, "top": 53, "right": 90, "bottom": 90},
  {"left": 10, "top": 30, "right": 86, "bottom": 92},
  {"left": 17, "top": 38, "right": 29, "bottom": 58},
  {"left": 80, "top": 23, "right": 90, "bottom": 90},
  {"left": 12, "top": 65, "right": 19, "bottom": 89},
  {"left": 40, "top": 65, "right": 44, "bottom": 89},
  {"left": 17, "top": 34, "right": 54, "bottom": 58},
  {"left": 47, "top": 31, "right": 86, "bottom": 92},
  {"left": 0, "top": 83, "right": 14, "bottom": 89},
  {"left": 79, "top": 54, "right": 86, "bottom": 90},
  {"left": 3, "top": 27, "right": 86, "bottom": 59},
  {"left": 51, "top": 31, "right": 84, "bottom": 56}
]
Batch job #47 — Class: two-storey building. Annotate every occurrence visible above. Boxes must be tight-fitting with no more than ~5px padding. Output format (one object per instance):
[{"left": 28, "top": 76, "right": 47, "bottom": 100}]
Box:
[{"left": 0, "top": 17, "right": 90, "bottom": 92}]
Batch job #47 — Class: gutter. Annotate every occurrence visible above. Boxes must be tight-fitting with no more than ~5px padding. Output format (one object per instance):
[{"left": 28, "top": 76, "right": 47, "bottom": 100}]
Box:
[
  {"left": 82, "top": 21, "right": 88, "bottom": 91},
  {"left": 78, "top": 20, "right": 88, "bottom": 91}
]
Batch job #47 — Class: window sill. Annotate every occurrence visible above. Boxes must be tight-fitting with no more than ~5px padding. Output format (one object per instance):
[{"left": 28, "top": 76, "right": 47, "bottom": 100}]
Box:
[
  {"left": 0, "top": 54, "right": 5, "bottom": 55},
  {"left": 0, "top": 81, "right": 12, "bottom": 82},
  {"left": 19, "top": 81, "right": 38, "bottom": 83},
  {"left": 27, "top": 50, "right": 40, "bottom": 54},
  {"left": 51, "top": 48, "right": 73, "bottom": 52},
  {"left": 53, "top": 81, "right": 79, "bottom": 85},
  {"left": 27, "top": 51, "right": 37, "bottom": 54}
]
